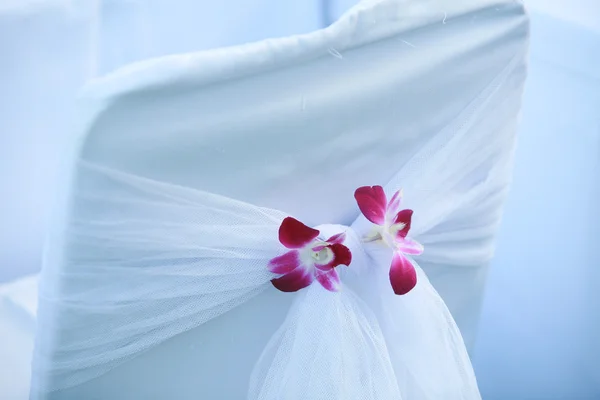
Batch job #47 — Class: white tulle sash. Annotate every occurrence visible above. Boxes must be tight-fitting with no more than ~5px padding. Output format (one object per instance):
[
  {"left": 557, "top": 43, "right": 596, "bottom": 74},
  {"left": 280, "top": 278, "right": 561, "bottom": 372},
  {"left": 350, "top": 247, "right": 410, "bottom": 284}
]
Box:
[{"left": 31, "top": 162, "right": 481, "bottom": 399}]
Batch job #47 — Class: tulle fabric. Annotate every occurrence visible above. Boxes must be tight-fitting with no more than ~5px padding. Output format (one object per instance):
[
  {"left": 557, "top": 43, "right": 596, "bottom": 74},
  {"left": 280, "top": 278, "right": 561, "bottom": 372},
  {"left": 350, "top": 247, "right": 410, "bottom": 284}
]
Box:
[
  {"left": 248, "top": 223, "right": 480, "bottom": 400},
  {"left": 247, "top": 282, "right": 403, "bottom": 400},
  {"left": 352, "top": 247, "right": 480, "bottom": 399},
  {"left": 31, "top": 37, "right": 525, "bottom": 400},
  {"left": 32, "top": 161, "right": 288, "bottom": 393}
]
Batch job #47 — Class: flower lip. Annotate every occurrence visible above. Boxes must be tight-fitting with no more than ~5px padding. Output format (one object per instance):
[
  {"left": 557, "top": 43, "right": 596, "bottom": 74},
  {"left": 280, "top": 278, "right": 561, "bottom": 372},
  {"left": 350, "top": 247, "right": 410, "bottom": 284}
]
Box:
[{"left": 392, "top": 209, "right": 413, "bottom": 239}]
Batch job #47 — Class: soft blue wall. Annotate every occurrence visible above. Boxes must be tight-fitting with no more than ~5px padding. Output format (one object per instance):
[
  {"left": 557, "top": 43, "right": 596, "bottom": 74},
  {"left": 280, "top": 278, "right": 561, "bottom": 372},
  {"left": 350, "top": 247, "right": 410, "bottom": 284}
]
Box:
[{"left": 472, "top": 13, "right": 600, "bottom": 400}]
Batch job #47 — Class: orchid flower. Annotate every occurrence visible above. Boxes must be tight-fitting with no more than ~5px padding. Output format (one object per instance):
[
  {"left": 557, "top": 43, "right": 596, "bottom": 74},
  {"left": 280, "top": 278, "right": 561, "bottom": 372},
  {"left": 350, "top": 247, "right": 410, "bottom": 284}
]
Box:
[
  {"left": 354, "top": 185, "right": 424, "bottom": 295},
  {"left": 268, "top": 217, "right": 352, "bottom": 292}
]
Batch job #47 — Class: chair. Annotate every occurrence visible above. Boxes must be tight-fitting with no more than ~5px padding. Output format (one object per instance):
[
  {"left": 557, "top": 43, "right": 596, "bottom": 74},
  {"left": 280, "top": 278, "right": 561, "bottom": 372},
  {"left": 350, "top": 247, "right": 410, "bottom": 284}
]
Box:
[{"left": 31, "top": 0, "right": 529, "bottom": 398}]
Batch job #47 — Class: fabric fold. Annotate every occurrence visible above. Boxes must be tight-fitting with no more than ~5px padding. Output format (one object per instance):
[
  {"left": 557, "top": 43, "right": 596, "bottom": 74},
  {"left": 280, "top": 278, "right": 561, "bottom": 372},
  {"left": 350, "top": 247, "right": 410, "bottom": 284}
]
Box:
[{"left": 248, "top": 283, "right": 403, "bottom": 400}]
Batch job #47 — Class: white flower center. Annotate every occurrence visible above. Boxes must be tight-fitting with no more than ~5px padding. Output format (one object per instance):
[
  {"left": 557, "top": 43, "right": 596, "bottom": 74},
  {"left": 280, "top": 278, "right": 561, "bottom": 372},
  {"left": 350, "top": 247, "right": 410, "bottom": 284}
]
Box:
[
  {"left": 363, "top": 221, "right": 404, "bottom": 250},
  {"left": 381, "top": 228, "right": 396, "bottom": 249},
  {"left": 312, "top": 246, "right": 334, "bottom": 265},
  {"left": 299, "top": 241, "right": 334, "bottom": 267},
  {"left": 389, "top": 222, "right": 406, "bottom": 237}
]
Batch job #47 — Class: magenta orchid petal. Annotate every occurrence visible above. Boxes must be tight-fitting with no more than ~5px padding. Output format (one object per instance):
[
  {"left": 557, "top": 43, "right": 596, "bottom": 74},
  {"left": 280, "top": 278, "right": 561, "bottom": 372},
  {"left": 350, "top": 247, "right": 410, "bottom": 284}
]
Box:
[
  {"left": 278, "top": 217, "right": 320, "bottom": 249},
  {"left": 393, "top": 209, "right": 413, "bottom": 238},
  {"left": 354, "top": 185, "right": 388, "bottom": 225},
  {"left": 315, "top": 269, "right": 341, "bottom": 292},
  {"left": 389, "top": 252, "right": 417, "bottom": 295},
  {"left": 314, "top": 263, "right": 335, "bottom": 272},
  {"left": 396, "top": 237, "right": 424, "bottom": 255},
  {"left": 267, "top": 250, "right": 301, "bottom": 274},
  {"left": 330, "top": 243, "right": 352, "bottom": 267},
  {"left": 387, "top": 189, "right": 402, "bottom": 216},
  {"left": 271, "top": 266, "right": 314, "bottom": 292},
  {"left": 325, "top": 232, "right": 346, "bottom": 244}
]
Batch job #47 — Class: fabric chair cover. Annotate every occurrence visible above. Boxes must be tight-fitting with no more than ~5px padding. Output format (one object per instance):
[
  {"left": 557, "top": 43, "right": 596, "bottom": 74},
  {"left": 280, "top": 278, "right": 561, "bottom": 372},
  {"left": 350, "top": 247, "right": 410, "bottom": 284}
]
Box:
[{"left": 31, "top": 0, "right": 529, "bottom": 398}]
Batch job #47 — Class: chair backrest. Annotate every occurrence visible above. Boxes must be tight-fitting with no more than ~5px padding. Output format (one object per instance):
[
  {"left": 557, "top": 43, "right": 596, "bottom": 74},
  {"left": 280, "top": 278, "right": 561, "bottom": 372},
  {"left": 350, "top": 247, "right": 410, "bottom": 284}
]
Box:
[
  {"left": 0, "top": 0, "right": 324, "bottom": 286},
  {"left": 33, "top": 1, "right": 529, "bottom": 398}
]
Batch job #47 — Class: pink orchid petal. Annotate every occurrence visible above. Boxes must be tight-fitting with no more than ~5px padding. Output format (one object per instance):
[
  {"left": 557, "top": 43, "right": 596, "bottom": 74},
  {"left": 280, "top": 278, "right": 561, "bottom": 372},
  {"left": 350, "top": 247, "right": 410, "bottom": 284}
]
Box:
[
  {"left": 315, "top": 243, "right": 352, "bottom": 271},
  {"left": 267, "top": 250, "right": 301, "bottom": 274},
  {"left": 315, "top": 269, "right": 341, "bottom": 292},
  {"left": 271, "top": 266, "right": 314, "bottom": 292},
  {"left": 396, "top": 237, "right": 424, "bottom": 255},
  {"left": 354, "top": 185, "right": 387, "bottom": 225},
  {"left": 279, "top": 217, "right": 320, "bottom": 249},
  {"left": 389, "top": 252, "right": 417, "bottom": 295},
  {"left": 394, "top": 209, "right": 413, "bottom": 238},
  {"left": 315, "top": 263, "right": 334, "bottom": 272},
  {"left": 325, "top": 232, "right": 346, "bottom": 244},
  {"left": 387, "top": 189, "right": 402, "bottom": 216},
  {"left": 330, "top": 243, "right": 352, "bottom": 267}
]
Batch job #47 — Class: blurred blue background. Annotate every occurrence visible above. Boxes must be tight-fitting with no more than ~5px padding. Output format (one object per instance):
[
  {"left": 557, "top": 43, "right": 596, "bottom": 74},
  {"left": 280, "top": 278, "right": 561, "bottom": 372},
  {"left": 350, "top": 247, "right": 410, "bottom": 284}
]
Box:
[
  {"left": 0, "top": 1, "right": 599, "bottom": 399},
  {"left": 471, "top": 9, "right": 600, "bottom": 400}
]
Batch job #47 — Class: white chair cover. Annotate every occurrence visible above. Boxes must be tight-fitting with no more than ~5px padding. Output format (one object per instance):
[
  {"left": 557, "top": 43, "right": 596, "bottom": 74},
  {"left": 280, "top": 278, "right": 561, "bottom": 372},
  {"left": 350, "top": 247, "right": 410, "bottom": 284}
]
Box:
[
  {"left": 32, "top": 0, "right": 529, "bottom": 398},
  {"left": 0, "top": 276, "right": 38, "bottom": 399}
]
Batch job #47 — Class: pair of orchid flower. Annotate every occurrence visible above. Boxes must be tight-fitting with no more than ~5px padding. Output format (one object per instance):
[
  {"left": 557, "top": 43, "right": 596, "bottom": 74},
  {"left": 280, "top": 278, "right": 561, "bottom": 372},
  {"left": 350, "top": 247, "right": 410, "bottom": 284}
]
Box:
[{"left": 267, "top": 186, "right": 424, "bottom": 296}]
